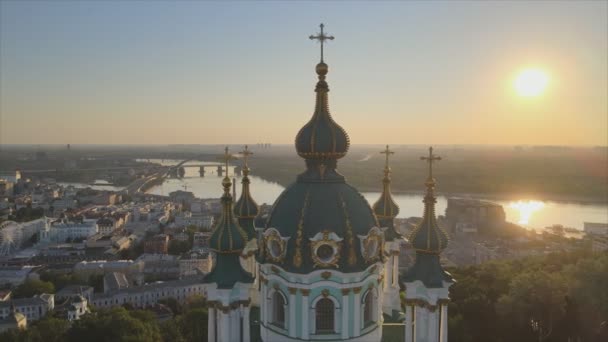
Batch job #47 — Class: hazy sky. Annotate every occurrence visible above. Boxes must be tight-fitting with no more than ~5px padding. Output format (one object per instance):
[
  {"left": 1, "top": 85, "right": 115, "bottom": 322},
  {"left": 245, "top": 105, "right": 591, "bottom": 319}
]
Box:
[{"left": 1, "top": 1, "right": 606, "bottom": 146}]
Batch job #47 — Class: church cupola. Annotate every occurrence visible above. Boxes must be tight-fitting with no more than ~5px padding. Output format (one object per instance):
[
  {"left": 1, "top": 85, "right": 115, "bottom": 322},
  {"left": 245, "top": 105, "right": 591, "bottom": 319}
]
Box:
[
  {"left": 372, "top": 145, "right": 401, "bottom": 241},
  {"left": 204, "top": 147, "right": 253, "bottom": 288},
  {"left": 295, "top": 24, "right": 350, "bottom": 174},
  {"left": 234, "top": 145, "right": 259, "bottom": 239},
  {"left": 401, "top": 147, "right": 454, "bottom": 342},
  {"left": 408, "top": 147, "right": 449, "bottom": 254}
]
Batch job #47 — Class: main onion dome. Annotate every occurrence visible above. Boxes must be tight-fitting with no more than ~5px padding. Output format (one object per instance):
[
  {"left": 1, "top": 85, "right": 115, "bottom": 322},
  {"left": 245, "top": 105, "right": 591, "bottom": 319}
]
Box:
[
  {"left": 262, "top": 56, "right": 380, "bottom": 274},
  {"left": 372, "top": 145, "right": 401, "bottom": 241},
  {"left": 295, "top": 62, "right": 350, "bottom": 160},
  {"left": 234, "top": 146, "right": 259, "bottom": 239},
  {"left": 204, "top": 150, "right": 253, "bottom": 288},
  {"left": 402, "top": 147, "right": 453, "bottom": 288}
]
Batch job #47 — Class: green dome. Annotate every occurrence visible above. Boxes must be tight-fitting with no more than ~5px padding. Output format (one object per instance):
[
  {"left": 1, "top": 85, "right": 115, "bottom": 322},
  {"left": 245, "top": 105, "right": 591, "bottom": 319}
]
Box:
[
  {"left": 408, "top": 181, "right": 449, "bottom": 254},
  {"left": 234, "top": 174, "right": 259, "bottom": 239},
  {"left": 372, "top": 176, "right": 401, "bottom": 241},
  {"left": 295, "top": 63, "right": 350, "bottom": 160},
  {"left": 263, "top": 177, "right": 379, "bottom": 274},
  {"left": 209, "top": 178, "right": 249, "bottom": 253}
]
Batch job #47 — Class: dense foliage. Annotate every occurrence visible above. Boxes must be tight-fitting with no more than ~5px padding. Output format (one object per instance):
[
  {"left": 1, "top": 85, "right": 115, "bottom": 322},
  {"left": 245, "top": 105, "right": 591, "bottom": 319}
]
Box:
[
  {"left": 448, "top": 250, "right": 608, "bottom": 341},
  {"left": 11, "top": 279, "right": 55, "bottom": 299},
  {"left": 0, "top": 297, "right": 208, "bottom": 342}
]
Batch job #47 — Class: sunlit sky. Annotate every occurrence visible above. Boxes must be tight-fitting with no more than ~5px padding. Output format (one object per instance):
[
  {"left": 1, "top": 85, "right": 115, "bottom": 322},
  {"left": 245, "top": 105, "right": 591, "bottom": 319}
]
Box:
[{"left": 1, "top": 1, "right": 606, "bottom": 146}]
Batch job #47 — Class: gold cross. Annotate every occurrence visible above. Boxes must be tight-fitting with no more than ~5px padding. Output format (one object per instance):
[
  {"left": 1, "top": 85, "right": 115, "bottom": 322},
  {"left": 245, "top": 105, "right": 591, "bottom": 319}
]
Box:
[
  {"left": 309, "top": 23, "right": 334, "bottom": 62},
  {"left": 239, "top": 145, "right": 253, "bottom": 169},
  {"left": 218, "top": 146, "right": 236, "bottom": 176},
  {"left": 420, "top": 147, "right": 441, "bottom": 179},
  {"left": 380, "top": 144, "right": 394, "bottom": 171}
]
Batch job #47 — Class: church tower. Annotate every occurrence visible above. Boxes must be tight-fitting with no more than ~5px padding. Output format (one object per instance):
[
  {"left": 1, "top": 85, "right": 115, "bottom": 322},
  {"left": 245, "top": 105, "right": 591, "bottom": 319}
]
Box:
[
  {"left": 401, "top": 147, "right": 454, "bottom": 342},
  {"left": 204, "top": 147, "right": 254, "bottom": 342},
  {"left": 258, "top": 24, "right": 384, "bottom": 342},
  {"left": 234, "top": 145, "right": 261, "bottom": 303},
  {"left": 372, "top": 145, "right": 403, "bottom": 316}
]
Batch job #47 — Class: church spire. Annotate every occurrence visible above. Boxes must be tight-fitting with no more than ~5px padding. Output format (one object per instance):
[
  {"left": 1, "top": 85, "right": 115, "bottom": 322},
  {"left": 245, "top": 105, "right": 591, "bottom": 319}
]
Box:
[
  {"left": 204, "top": 147, "right": 253, "bottom": 289},
  {"left": 234, "top": 145, "right": 259, "bottom": 239},
  {"left": 295, "top": 24, "right": 350, "bottom": 174},
  {"left": 372, "top": 145, "right": 401, "bottom": 240},
  {"left": 402, "top": 147, "right": 453, "bottom": 289},
  {"left": 409, "top": 147, "right": 448, "bottom": 254}
]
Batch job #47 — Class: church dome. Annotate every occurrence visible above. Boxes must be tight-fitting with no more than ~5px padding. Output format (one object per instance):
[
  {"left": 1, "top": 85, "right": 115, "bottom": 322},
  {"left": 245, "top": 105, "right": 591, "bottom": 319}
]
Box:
[
  {"left": 295, "top": 63, "right": 350, "bottom": 160},
  {"left": 263, "top": 61, "right": 379, "bottom": 274}
]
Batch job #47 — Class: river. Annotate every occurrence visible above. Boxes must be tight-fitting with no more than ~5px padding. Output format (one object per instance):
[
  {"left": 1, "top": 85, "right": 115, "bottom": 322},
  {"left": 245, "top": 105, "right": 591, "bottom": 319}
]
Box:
[{"left": 61, "top": 159, "right": 605, "bottom": 233}]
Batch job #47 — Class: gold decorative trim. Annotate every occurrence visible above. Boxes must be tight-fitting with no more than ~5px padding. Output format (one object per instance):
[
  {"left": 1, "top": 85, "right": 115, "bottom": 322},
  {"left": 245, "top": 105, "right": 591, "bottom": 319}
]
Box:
[
  {"left": 301, "top": 289, "right": 311, "bottom": 296},
  {"left": 265, "top": 229, "right": 288, "bottom": 263},
  {"left": 321, "top": 271, "right": 332, "bottom": 279},
  {"left": 353, "top": 287, "right": 362, "bottom": 294},
  {"left": 403, "top": 298, "right": 450, "bottom": 312},
  {"left": 310, "top": 230, "right": 341, "bottom": 268},
  {"left": 288, "top": 287, "right": 298, "bottom": 295},
  {"left": 293, "top": 190, "right": 310, "bottom": 268},
  {"left": 321, "top": 289, "right": 330, "bottom": 298},
  {"left": 341, "top": 288, "right": 351, "bottom": 295},
  {"left": 340, "top": 195, "right": 357, "bottom": 266}
]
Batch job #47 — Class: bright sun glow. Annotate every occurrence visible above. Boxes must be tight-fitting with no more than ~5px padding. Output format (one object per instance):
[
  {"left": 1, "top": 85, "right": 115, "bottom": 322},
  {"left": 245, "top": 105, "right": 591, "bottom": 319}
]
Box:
[
  {"left": 514, "top": 68, "right": 549, "bottom": 97},
  {"left": 509, "top": 200, "right": 545, "bottom": 225}
]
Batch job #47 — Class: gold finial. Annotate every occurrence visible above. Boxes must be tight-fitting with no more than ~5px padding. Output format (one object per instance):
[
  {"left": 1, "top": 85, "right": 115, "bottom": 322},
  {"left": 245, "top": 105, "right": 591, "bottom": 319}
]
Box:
[
  {"left": 309, "top": 23, "right": 334, "bottom": 63},
  {"left": 420, "top": 146, "right": 441, "bottom": 182},
  {"left": 239, "top": 145, "right": 253, "bottom": 176},
  {"left": 218, "top": 146, "right": 236, "bottom": 193},
  {"left": 380, "top": 144, "right": 394, "bottom": 173}
]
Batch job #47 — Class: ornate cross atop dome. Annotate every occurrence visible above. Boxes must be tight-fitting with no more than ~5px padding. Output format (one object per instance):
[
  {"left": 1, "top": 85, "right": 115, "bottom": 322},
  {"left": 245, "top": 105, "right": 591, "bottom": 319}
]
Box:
[{"left": 309, "top": 23, "right": 334, "bottom": 63}]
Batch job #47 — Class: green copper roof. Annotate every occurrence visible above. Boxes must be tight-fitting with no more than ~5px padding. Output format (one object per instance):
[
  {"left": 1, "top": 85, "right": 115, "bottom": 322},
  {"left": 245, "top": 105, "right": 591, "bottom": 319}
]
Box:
[
  {"left": 401, "top": 252, "right": 454, "bottom": 288},
  {"left": 234, "top": 170, "right": 259, "bottom": 240},
  {"left": 402, "top": 147, "right": 453, "bottom": 288},
  {"left": 209, "top": 174, "right": 249, "bottom": 253},
  {"left": 372, "top": 147, "right": 401, "bottom": 241},
  {"left": 408, "top": 191, "right": 449, "bottom": 254},
  {"left": 295, "top": 63, "right": 350, "bottom": 160},
  {"left": 203, "top": 253, "right": 254, "bottom": 288},
  {"left": 263, "top": 179, "right": 379, "bottom": 274}
]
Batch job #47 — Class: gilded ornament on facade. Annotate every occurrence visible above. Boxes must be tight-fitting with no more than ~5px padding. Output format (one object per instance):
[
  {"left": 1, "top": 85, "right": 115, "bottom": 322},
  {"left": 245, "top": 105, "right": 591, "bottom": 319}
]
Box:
[
  {"left": 293, "top": 190, "right": 310, "bottom": 268},
  {"left": 358, "top": 227, "right": 385, "bottom": 263},
  {"left": 321, "top": 271, "right": 332, "bottom": 279},
  {"left": 264, "top": 228, "right": 288, "bottom": 263},
  {"left": 310, "top": 230, "right": 342, "bottom": 268},
  {"left": 339, "top": 196, "right": 357, "bottom": 266}
]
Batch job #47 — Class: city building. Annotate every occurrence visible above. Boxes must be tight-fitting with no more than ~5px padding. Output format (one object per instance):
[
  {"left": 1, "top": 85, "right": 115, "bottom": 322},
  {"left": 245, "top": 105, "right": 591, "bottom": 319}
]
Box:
[
  {"left": 39, "top": 219, "right": 98, "bottom": 244},
  {"left": 0, "top": 293, "right": 54, "bottom": 322},
  {"left": 144, "top": 234, "right": 170, "bottom": 254},
  {"left": 0, "top": 306, "right": 26, "bottom": 332},
  {"left": 584, "top": 222, "right": 608, "bottom": 236},
  {"left": 445, "top": 198, "right": 506, "bottom": 233}
]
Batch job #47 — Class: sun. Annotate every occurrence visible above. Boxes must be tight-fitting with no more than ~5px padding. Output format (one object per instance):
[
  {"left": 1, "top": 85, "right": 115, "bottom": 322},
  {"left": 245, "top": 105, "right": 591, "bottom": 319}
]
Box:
[{"left": 514, "top": 68, "right": 549, "bottom": 97}]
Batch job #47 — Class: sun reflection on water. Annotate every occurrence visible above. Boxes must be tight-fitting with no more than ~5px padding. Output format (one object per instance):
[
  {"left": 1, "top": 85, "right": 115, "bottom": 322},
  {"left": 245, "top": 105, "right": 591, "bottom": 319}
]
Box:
[{"left": 509, "top": 200, "right": 545, "bottom": 225}]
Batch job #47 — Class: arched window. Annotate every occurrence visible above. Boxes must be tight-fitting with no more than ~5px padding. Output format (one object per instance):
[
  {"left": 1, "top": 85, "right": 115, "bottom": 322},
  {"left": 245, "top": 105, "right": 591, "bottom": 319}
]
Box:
[
  {"left": 363, "top": 290, "right": 374, "bottom": 325},
  {"left": 315, "top": 298, "right": 335, "bottom": 333},
  {"left": 272, "top": 291, "right": 286, "bottom": 328}
]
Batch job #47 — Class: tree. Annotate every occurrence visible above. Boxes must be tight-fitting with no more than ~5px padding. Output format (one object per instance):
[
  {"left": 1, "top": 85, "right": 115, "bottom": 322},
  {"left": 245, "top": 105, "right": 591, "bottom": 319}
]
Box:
[
  {"left": 67, "top": 307, "right": 162, "bottom": 342},
  {"left": 179, "top": 308, "right": 208, "bottom": 342},
  {"left": 12, "top": 279, "right": 55, "bottom": 298}
]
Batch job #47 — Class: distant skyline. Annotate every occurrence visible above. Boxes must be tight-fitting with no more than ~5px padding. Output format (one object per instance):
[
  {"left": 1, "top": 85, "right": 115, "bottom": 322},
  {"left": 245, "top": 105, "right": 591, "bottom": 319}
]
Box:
[{"left": 1, "top": 1, "right": 606, "bottom": 146}]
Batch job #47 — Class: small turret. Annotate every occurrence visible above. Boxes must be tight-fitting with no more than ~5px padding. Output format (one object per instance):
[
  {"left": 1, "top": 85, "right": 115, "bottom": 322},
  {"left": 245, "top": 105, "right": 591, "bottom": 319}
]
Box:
[
  {"left": 372, "top": 145, "right": 401, "bottom": 240},
  {"left": 204, "top": 147, "right": 253, "bottom": 289},
  {"left": 234, "top": 145, "right": 259, "bottom": 239}
]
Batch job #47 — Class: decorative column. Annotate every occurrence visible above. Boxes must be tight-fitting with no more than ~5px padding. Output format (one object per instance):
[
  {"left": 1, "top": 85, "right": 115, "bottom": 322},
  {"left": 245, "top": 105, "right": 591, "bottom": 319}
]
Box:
[
  {"left": 392, "top": 251, "right": 399, "bottom": 287},
  {"left": 260, "top": 277, "right": 268, "bottom": 325},
  {"left": 384, "top": 260, "right": 392, "bottom": 291},
  {"left": 242, "top": 304, "right": 251, "bottom": 342},
  {"left": 428, "top": 307, "right": 438, "bottom": 342},
  {"left": 288, "top": 287, "right": 297, "bottom": 337},
  {"left": 404, "top": 304, "right": 412, "bottom": 342},
  {"left": 413, "top": 305, "right": 419, "bottom": 341},
  {"left": 208, "top": 306, "right": 216, "bottom": 342},
  {"left": 301, "top": 289, "right": 310, "bottom": 340},
  {"left": 219, "top": 309, "right": 230, "bottom": 342},
  {"left": 353, "top": 286, "right": 362, "bottom": 337},
  {"left": 341, "top": 288, "right": 350, "bottom": 339},
  {"left": 440, "top": 304, "right": 448, "bottom": 342}
]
